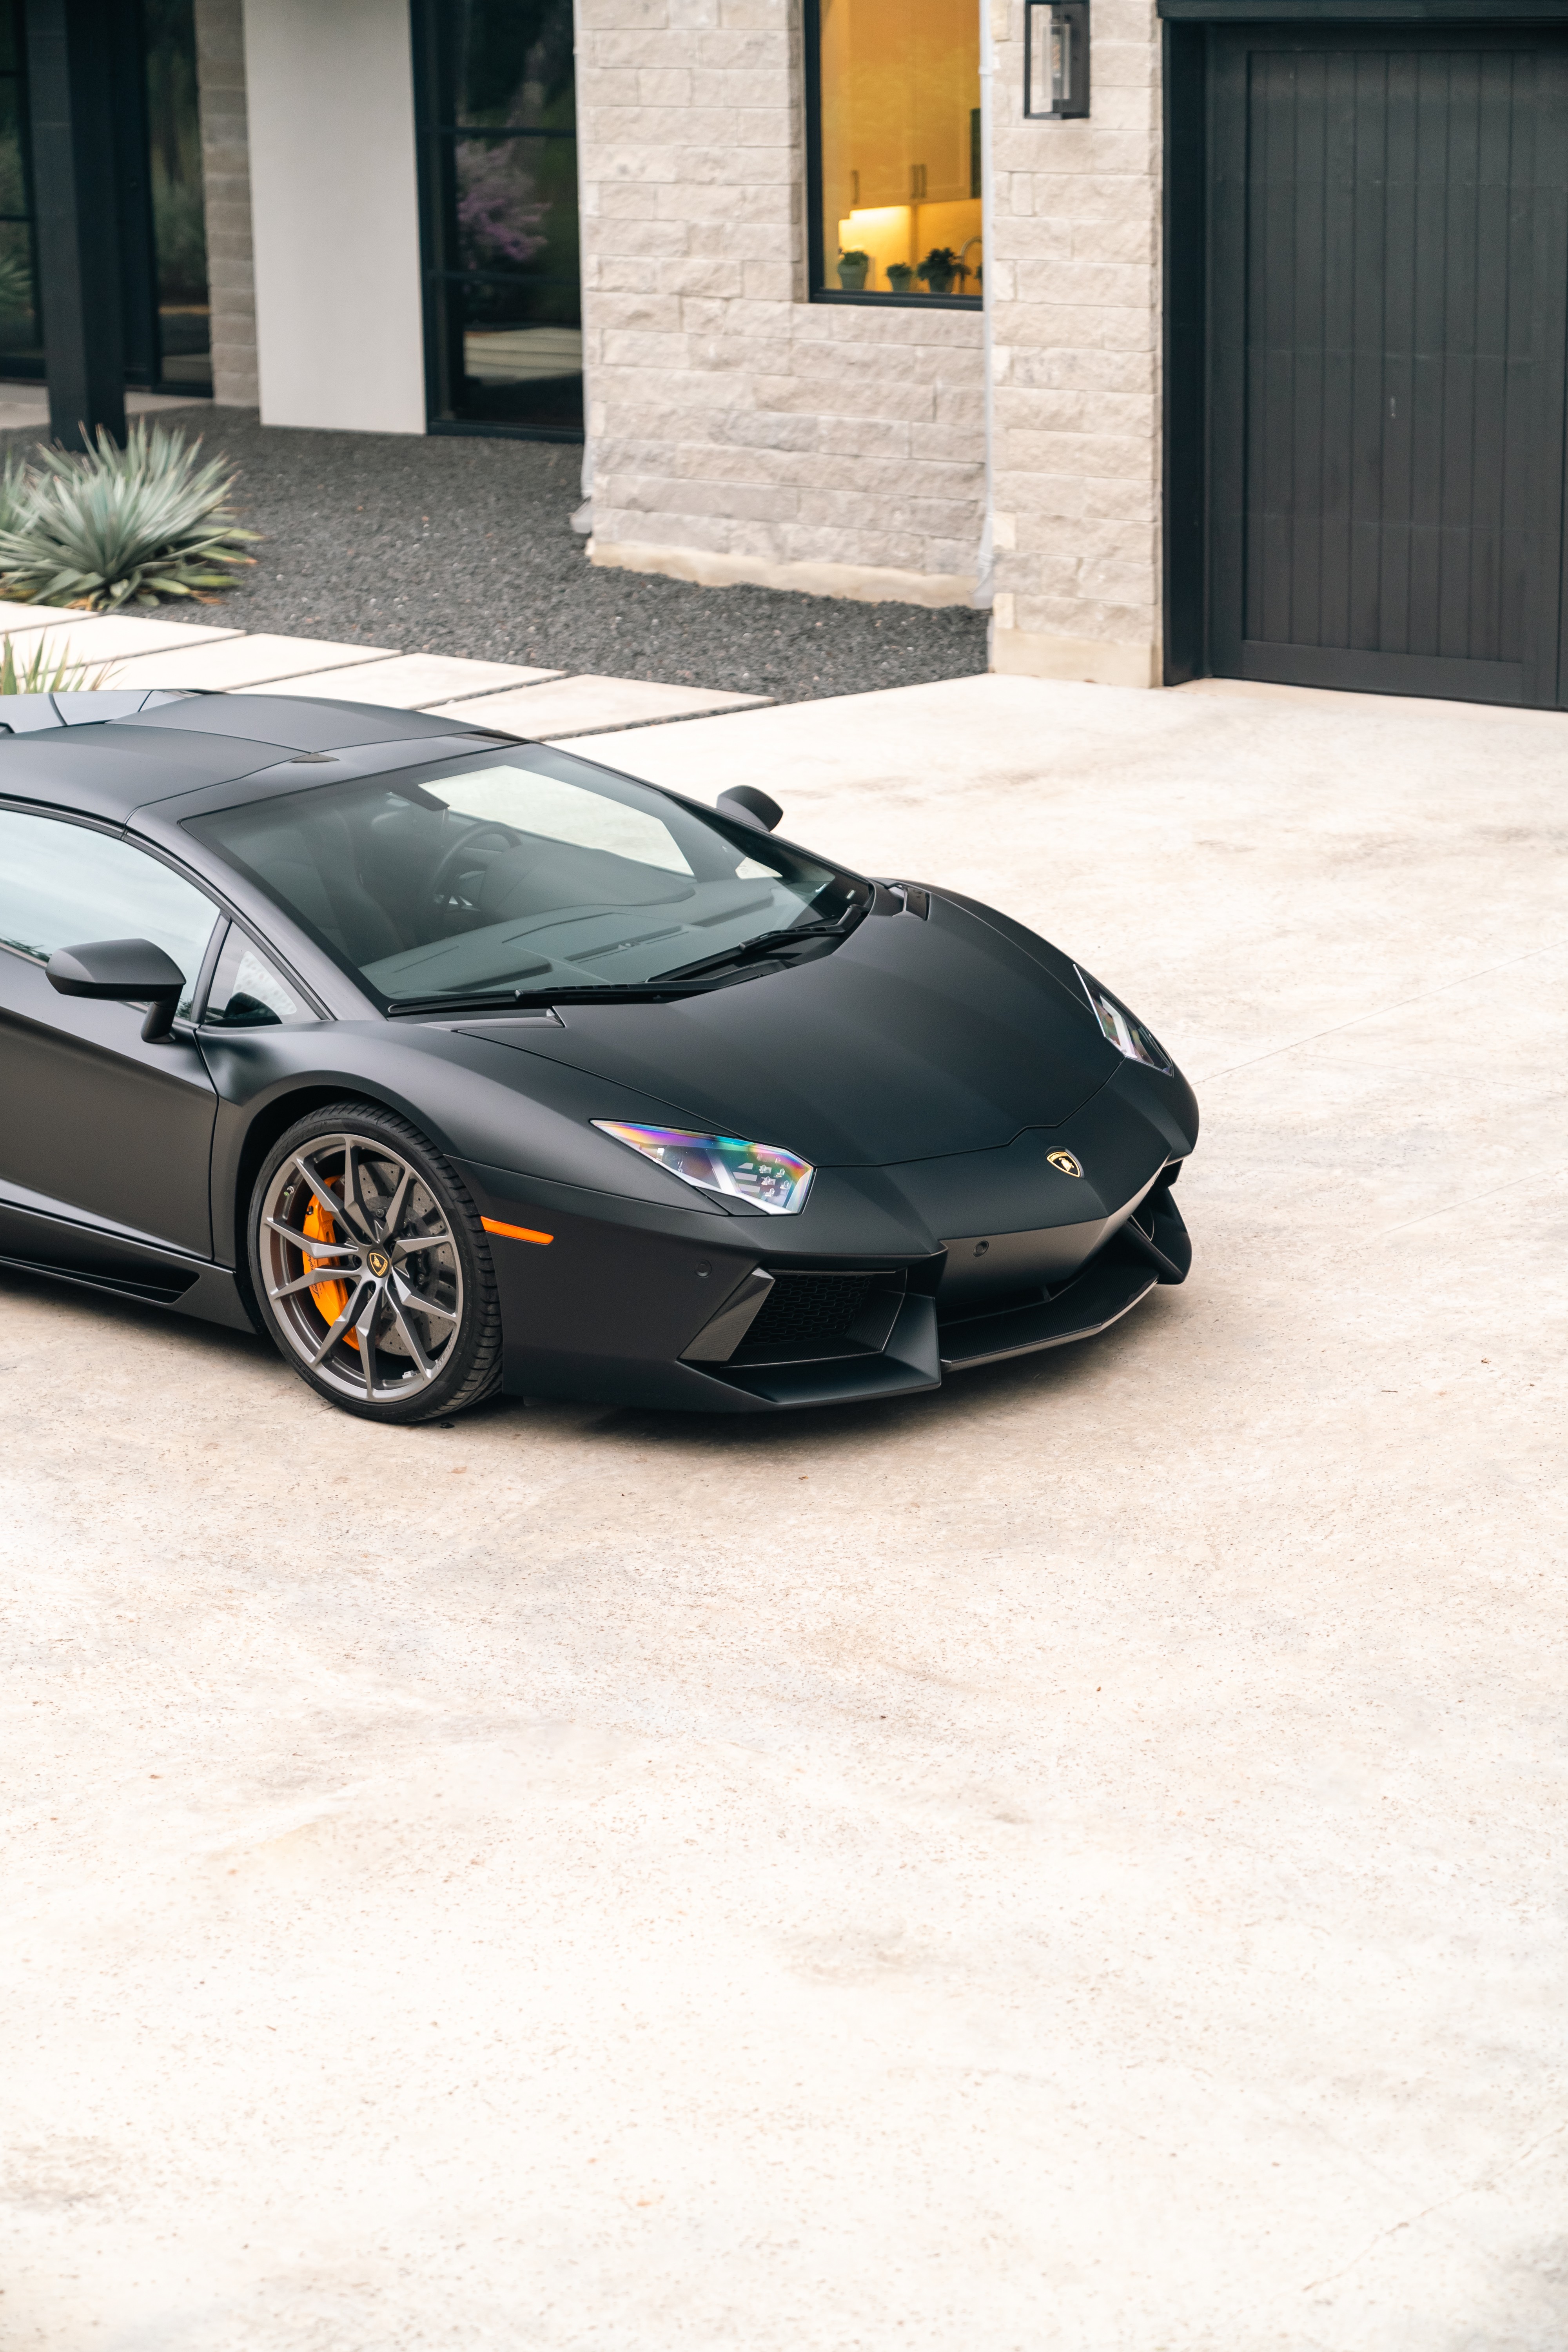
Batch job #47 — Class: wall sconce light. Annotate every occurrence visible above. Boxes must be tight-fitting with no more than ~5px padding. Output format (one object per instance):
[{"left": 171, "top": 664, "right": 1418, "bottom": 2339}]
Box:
[{"left": 1024, "top": 0, "right": 1090, "bottom": 120}]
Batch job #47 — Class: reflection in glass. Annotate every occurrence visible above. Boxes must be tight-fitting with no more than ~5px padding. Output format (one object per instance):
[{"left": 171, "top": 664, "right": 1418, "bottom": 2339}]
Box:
[
  {"left": 456, "top": 141, "right": 548, "bottom": 272},
  {"left": 0, "top": 76, "right": 24, "bottom": 215},
  {"left": 0, "top": 217, "right": 34, "bottom": 357},
  {"left": 0, "top": 6, "right": 35, "bottom": 368},
  {"left": 816, "top": 0, "right": 982, "bottom": 300},
  {"left": 445, "top": 0, "right": 575, "bottom": 132}
]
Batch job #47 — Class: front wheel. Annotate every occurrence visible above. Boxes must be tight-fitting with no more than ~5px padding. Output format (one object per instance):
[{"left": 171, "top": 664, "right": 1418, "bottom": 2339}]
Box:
[{"left": 248, "top": 1103, "right": 503, "bottom": 1423}]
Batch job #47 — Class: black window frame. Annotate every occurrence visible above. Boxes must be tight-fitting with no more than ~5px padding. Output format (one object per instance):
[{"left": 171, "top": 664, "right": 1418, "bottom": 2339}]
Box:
[
  {"left": 409, "top": 0, "right": 584, "bottom": 445},
  {"left": 802, "top": 0, "right": 984, "bottom": 312},
  {"left": 126, "top": 0, "right": 214, "bottom": 401}
]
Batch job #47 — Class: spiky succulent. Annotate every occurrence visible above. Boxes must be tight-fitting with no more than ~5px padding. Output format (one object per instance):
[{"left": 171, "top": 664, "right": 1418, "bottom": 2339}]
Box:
[
  {"left": 0, "top": 421, "right": 257, "bottom": 610},
  {"left": 0, "top": 630, "right": 111, "bottom": 693}
]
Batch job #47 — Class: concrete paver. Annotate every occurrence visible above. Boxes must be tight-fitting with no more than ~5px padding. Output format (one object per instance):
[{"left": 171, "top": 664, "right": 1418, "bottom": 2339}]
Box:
[
  {"left": 2, "top": 673, "right": 1564, "bottom": 2350},
  {"left": 242, "top": 652, "right": 563, "bottom": 706},
  {"left": 0, "top": 598, "right": 87, "bottom": 637},
  {"left": 102, "top": 631, "right": 400, "bottom": 691},
  {"left": 0, "top": 610, "right": 242, "bottom": 663},
  {"left": 437, "top": 673, "right": 770, "bottom": 737},
  {"left": 0, "top": 602, "right": 755, "bottom": 735}
]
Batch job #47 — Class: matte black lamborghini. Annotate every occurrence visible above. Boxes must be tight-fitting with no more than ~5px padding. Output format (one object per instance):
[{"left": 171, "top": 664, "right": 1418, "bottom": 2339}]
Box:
[{"left": 0, "top": 687, "right": 1198, "bottom": 1421}]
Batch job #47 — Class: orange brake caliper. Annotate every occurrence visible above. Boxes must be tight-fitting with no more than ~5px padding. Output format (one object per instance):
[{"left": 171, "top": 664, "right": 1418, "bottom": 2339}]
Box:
[{"left": 302, "top": 1188, "right": 361, "bottom": 1351}]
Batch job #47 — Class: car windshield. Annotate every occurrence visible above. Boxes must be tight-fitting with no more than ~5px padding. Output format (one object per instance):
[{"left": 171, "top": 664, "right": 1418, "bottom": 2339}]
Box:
[{"left": 184, "top": 745, "right": 866, "bottom": 1007}]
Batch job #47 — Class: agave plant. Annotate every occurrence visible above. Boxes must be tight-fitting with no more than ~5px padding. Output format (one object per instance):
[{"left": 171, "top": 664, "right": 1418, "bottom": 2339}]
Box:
[
  {"left": 0, "top": 630, "right": 111, "bottom": 693},
  {"left": 0, "top": 421, "right": 257, "bottom": 610}
]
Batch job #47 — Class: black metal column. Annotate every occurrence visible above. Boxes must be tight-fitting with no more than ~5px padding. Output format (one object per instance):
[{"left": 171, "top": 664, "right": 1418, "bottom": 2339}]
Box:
[{"left": 25, "top": 0, "right": 126, "bottom": 447}]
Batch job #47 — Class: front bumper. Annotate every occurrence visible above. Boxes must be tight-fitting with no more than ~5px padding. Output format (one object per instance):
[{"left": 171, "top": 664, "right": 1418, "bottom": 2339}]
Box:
[{"left": 455, "top": 1066, "right": 1196, "bottom": 1412}]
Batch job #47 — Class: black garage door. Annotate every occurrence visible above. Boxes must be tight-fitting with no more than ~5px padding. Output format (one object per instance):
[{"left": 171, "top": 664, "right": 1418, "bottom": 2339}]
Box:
[{"left": 1187, "top": 17, "right": 1568, "bottom": 707}]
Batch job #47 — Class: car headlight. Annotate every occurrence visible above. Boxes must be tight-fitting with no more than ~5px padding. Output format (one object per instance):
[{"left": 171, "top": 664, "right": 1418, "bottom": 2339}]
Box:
[
  {"left": 1074, "top": 965, "right": 1173, "bottom": 1074},
  {"left": 592, "top": 1122, "right": 815, "bottom": 1214}
]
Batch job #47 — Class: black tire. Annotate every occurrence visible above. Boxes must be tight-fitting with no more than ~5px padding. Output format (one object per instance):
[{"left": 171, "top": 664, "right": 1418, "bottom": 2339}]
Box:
[{"left": 247, "top": 1100, "right": 503, "bottom": 1424}]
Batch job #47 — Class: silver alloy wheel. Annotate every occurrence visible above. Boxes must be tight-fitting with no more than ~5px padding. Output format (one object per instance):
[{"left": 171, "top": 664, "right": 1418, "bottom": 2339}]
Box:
[{"left": 258, "top": 1132, "right": 464, "bottom": 1406}]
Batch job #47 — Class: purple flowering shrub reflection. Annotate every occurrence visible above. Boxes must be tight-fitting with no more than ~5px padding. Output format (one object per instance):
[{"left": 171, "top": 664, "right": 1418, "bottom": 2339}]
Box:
[{"left": 456, "top": 137, "right": 548, "bottom": 271}]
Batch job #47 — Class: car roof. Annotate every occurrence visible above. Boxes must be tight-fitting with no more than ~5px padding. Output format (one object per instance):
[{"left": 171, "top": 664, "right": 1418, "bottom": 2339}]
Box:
[{"left": 0, "top": 689, "right": 510, "bottom": 824}]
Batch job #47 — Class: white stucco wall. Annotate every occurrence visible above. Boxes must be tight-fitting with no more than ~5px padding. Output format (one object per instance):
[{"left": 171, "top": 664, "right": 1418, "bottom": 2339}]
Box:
[{"left": 241, "top": 0, "right": 426, "bottom": 434}]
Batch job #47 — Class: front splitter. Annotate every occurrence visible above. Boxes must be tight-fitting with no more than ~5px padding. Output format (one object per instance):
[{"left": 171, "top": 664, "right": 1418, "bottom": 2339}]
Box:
[{"left": 936, "top": 1239, "right": 1158, "bottom": 1372}]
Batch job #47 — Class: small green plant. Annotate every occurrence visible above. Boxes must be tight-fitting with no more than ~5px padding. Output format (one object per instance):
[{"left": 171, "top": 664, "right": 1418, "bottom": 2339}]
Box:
[
  {"left": 838, "top": 247, "right": 871, "bottom": 267},
  {"left": 918, "top": 246, "right": 959, "bottom": 290},
  {"left": 0, "top": 421, "right": 257, "bottom": 610},
  {"left": 0, "top": 631, "right": 111, "bottom": 693}
]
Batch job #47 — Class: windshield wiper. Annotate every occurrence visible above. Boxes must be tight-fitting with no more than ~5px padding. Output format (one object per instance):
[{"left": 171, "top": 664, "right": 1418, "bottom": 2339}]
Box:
[
  {"left": 385, "top": 924, "right": 855, "bottom": 1017},
  {"left": 385, "top": 983, "right": 710, "bottom": 1016},
  {"left": 650, "top": 923, "right": 847, "bottom": 986}
]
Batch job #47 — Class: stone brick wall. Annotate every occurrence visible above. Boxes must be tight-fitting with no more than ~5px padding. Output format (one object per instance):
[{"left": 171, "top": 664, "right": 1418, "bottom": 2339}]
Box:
[
  {"left": 578, "top": 0, "right": 988, "bottom": 606},
  {"left": 985, "top": 0, "right": 1162, "bottom": 684},
  {"left": 194, "top": 0, "right": 258, "bottom": 408}
]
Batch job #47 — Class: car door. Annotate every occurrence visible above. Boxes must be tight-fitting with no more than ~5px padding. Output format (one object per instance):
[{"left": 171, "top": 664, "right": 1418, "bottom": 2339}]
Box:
[{"left": 0, "top": 806, "right": 223, "bottom": 1262}]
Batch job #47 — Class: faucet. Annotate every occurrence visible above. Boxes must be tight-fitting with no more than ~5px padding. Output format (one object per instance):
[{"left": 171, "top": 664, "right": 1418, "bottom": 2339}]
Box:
[{"left": 957, "top": 236, "right": 983, "bottom": 293}]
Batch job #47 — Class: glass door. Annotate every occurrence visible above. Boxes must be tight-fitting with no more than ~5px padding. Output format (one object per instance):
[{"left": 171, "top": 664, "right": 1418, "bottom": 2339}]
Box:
[{"left": 413, "top": 0, "right": 582, "bottom": 439}]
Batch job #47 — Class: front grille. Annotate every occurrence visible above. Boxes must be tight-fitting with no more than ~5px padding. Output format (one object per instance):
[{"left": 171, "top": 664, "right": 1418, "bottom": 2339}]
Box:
[{"left": 737, "top": 1272, "right": 875, "bottom": 1357}]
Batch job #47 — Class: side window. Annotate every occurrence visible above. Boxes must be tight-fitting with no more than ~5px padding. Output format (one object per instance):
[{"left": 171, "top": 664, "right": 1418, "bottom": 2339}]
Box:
[
  {"left": 202, "top": 926, "right": 316, "bottom": 1028},
  {"left": 0, "top": 807, "right": 219, "bottom": 1017}
]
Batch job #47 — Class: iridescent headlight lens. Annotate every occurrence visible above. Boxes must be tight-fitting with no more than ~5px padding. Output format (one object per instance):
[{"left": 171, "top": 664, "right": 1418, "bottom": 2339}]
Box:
[
  {"left": 592, "top": 1122, "right": 815, "bottom": 1214},
  {"left": 1074, "top": 965, "right": 1173, "bottom": 1074}
]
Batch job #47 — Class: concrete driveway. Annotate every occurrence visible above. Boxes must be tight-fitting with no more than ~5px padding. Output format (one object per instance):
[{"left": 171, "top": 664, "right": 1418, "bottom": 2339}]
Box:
[{"left": 3, "top": 672, "right": 1563, "bottom": 2350}]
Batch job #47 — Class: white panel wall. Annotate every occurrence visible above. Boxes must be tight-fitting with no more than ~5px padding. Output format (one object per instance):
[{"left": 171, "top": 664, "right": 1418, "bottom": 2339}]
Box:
[{"left": 242, "top": 0, "right": 425, "bottom": 433}]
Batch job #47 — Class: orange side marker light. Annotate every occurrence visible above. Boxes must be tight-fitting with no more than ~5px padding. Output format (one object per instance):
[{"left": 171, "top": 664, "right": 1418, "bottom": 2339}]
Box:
[{"left": 481, "top": 1217, "right": 554, "bottom": 1246}]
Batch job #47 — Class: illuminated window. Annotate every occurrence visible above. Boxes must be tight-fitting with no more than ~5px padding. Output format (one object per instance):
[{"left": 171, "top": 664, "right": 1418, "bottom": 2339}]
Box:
[{"left": 806, "top": 0, "right": 982, "bottom": 305}]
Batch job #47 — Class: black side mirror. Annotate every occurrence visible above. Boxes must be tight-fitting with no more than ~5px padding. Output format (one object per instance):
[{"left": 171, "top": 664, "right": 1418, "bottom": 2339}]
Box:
[
  {"left": 47, "top": 937, "right": 187, "bottom": 1042},
  {"left": 717, "top": 786, "right": 782, "bottom": 834}
]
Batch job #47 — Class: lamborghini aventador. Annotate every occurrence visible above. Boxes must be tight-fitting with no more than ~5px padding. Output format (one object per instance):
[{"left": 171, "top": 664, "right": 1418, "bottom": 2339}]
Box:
[{"left": 0, "top": 687, "right": 1198, "bottom": 1420}]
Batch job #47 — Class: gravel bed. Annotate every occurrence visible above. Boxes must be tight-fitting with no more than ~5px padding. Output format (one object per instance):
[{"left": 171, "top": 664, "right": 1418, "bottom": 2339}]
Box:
[{"left": 2, "top": 408, "right": 991, "bottom": 704}]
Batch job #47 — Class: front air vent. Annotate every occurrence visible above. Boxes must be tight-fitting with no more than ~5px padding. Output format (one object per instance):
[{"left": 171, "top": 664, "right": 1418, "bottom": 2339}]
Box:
[
  {"left": 724, "top": 1268, "right": 908, "bottom": 1367},
  {"left": 739, "top": 1272, "right": 876, "bottom": 1356}
]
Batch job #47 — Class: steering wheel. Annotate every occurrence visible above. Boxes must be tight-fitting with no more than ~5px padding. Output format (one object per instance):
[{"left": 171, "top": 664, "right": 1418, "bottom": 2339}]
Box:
[{"left": 426, "top": 820, "right": 519, "bottom": 917}]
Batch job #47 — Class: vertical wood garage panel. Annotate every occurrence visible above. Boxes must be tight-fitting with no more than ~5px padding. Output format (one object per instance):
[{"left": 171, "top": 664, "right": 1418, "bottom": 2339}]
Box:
[{"left": 1208, "top": 25, "right": 1568, "bottom": 706}]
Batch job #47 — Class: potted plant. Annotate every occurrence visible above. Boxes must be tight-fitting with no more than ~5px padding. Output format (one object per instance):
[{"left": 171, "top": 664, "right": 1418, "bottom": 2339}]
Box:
[
  {"left": 836, "top": 247, "right": 872, "bottom": 292},
  {"left": 886, "top": 261, "right": 917, "bottom": 294},
  {"left": 918, "top": 247, "right": 959, "bottom": 294}
]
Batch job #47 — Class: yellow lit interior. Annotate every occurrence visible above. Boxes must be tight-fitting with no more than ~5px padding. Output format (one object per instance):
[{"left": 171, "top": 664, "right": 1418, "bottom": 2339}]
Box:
[{"left": 819, "top": 0, "right": 982, "bottom": 296}]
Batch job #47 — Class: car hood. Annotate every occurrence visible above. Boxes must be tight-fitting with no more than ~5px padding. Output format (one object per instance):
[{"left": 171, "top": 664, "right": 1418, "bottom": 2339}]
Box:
[{"left": 459, "top": 891, "right": 1120, "bottom": 1166}]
